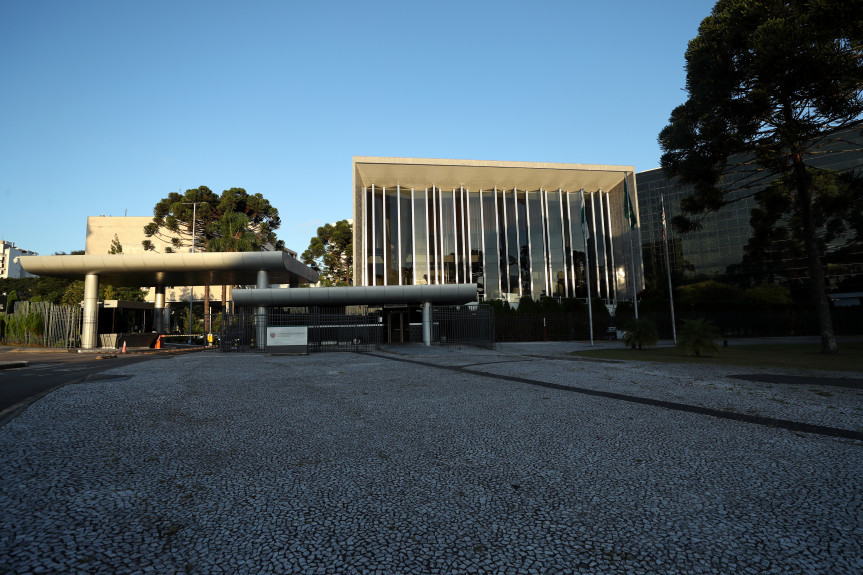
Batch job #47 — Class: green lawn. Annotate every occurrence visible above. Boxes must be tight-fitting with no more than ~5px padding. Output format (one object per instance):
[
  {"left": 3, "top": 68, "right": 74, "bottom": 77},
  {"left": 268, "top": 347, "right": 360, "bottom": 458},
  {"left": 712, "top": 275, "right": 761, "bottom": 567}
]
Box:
[{"left": 570, "top": 342, "right": 863, "bottom": 373}]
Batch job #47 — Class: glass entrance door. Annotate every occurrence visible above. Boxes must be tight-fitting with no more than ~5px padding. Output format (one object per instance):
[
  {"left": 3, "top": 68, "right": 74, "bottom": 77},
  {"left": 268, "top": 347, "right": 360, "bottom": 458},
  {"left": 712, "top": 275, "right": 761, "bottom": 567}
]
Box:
[{"left": 386, "top": 310, "right": 407, "bottom": 343}]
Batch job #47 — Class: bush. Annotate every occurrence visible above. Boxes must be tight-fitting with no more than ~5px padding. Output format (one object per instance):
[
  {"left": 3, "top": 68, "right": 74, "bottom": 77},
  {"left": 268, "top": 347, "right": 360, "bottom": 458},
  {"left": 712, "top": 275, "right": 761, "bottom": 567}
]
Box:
[
  {"left": 745, "top": 283, "right": 793, "bottom": 307},
  {"left": 559, "top": 298, "right": 586, "bottom": 313},
  {"left": 517, "top": 296, "right": 540, "bottom": 313},
  {"left": 678, "top": 317, "right": 721, "bottom": 357},
  {"left": 487, "top": 299, "right": 514, "bottom": 314},
  {"left": 622, "top": 317, "right": 658, "bottom": 350},
  {"left": 677, "top": 281, "right": 745, "bottom": 310}
]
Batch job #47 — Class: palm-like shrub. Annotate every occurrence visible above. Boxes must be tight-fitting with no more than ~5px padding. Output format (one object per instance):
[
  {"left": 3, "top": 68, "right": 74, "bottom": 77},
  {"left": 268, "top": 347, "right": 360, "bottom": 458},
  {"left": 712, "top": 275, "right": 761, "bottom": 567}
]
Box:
[
  {"left": 622, "top": 317, "right": 658, "bottom": 350},
  {"left": 678, "top": 317, "right": 720, "bottom": 357}
]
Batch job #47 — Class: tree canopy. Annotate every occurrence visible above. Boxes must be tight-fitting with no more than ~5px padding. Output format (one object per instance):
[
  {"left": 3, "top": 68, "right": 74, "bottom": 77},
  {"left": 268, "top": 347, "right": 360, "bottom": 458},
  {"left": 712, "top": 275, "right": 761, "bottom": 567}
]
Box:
[
  {"left": 142, "top": 186, "right": 285, "bottom": 253},
  {"left": 658, "top": 0, "right": 863, "bottom": 353},
  {"left": 301, "top": 220, "right": 353, "bottom": 286}
]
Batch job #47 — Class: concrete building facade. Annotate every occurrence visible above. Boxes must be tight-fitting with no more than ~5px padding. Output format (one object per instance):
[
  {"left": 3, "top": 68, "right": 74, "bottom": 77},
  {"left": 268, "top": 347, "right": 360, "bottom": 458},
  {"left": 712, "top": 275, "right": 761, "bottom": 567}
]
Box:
[{"left": 1, "top": 241, "right": 37, "bottom": 279}]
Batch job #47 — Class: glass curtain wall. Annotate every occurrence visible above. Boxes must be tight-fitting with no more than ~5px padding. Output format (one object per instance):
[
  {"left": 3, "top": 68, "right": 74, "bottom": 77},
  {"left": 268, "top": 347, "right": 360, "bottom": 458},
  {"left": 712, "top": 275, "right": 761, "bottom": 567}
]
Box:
[
  {"left": 516, "top": 190, "right": 530, "bottom": 297},
  {"left": 482, "top": 190, "right": 501, "bottom": 299},
  {"left": 527, "top": 190, "right": 545, "bottom": 298},
  {"left": 468, "top": 190, "right": 484, "bottom": 294},
  {"left": 602, "top": 191, "right": 617, "bottom": 302},
  {"left": 440, "top": 189, "right": 456, "bottom": 284},
  {"left": 361, "top": 185, "right": 631, "bottom": 301},
  {"left": 455, "top": 188, "right": 466, "bottom": 283},
  {"left": 496, "top": 190, "right": 509, "bottom": 295},
  {"left": 429, "top": 188, "right": 440, "bottom": 284},
  {"left": 566, "top": 191, "right": 590, "bottom": 298},
  {"left": 385, "top": 188, "right": 400, "bottom": 285},
  {"left": 399, "top": 187, "right": 413, "bottom": 285},
  {"left": 547, "top": 190, "right": 566, "bottom": 297},
  {"left": 413, "top": 188, "right": 429, "bottom": 284},
  {"left": 372, "top": 186, "right": 384, "bottom": 285}
]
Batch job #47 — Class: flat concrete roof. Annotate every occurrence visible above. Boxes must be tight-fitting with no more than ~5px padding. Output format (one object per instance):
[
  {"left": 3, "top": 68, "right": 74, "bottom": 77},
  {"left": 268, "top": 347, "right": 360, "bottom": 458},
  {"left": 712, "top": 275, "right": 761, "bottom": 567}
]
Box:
[
  {"left": 16, "top": 252, "right": 319, "bottom": 287},
  {"left": 353, "top": 157, "right": 634, "bottom": 192}
]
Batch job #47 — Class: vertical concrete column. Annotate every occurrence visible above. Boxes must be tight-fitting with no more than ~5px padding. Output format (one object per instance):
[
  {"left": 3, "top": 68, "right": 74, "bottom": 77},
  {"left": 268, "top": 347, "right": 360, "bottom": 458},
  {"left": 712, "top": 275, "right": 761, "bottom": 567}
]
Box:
[
  {"left": 422, "top": 301, "right": 432, "bottom": 347},
  {"left": 256, "top": 270, "right": 269, "bottom": 350},
  {"left": 81, "top": 273, "right": 100, "bottom": 350},
  {"left": 163, "top": 304, "right": 171, "bottom": 333},
  {"left": 153, "top": 285, "right": 166, "bottom": 333}
]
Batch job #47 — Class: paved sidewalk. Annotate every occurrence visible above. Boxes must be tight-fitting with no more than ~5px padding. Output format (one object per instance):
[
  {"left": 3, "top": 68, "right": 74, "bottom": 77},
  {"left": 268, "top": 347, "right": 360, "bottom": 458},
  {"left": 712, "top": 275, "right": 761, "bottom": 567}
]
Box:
[{"left": 1, "top": 348, "right": 861, "bottom": 574}]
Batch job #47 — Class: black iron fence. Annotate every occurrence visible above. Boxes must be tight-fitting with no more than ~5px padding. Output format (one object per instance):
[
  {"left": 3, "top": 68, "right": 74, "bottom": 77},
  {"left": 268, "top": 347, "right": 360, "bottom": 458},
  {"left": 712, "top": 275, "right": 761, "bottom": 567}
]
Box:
[
  {"left": 493, "top": 306, "right": 863, "bottom": 342},
  {"left": 217, "top": 304, "right": 496, "bottom": 352},
  {"left": 616, "top": 307, "right": 863, "bottom": 340},
  {"left": 213, "top": 304, "right": 861, "bottom": 348},
  {"left": 494, "top": 311, "right": 614, "bottom": 342},
  {"left": 219, "top": 307, "right": 383, "bottom": 353},
  {"left": 433, "top": 305, "right": 495, "bottom": 349}
]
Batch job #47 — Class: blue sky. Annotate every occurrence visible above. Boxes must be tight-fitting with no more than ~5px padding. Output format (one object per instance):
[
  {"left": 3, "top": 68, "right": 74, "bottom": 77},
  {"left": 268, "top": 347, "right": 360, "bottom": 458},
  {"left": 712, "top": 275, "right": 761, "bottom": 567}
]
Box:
[{"left": 1, "top": 0, "right": 717, "bottom": 256}]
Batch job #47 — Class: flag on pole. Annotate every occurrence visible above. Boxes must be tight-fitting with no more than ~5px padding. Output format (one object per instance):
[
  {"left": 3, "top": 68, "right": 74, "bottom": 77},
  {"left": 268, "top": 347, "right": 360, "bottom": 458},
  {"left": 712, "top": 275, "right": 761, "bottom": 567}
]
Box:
[
  {"left": 623, "top": 177, "right": 637, "bottom": 229},
  {"left": 660, "top": 194, "right": 667, "bottom": 240},
  {"left": 580, "top": 189, "right": 590, "bottom": 241}
]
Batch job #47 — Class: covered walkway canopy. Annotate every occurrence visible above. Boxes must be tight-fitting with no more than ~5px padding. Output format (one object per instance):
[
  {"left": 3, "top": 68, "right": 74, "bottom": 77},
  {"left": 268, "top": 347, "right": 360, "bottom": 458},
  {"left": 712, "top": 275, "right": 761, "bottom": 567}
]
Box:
[
  {"left": 17, "top": 252, "right": 319, "bottom": 349},
  {"left": 232, "top": 284, "right": 477, "bottom": 307}
]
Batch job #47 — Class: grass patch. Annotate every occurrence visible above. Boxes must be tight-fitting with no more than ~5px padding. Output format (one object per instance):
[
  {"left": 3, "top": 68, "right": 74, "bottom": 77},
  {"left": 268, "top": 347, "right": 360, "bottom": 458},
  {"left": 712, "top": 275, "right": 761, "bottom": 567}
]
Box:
[{"left": 570, "top": 342, "right": 863, "bottom": 372}]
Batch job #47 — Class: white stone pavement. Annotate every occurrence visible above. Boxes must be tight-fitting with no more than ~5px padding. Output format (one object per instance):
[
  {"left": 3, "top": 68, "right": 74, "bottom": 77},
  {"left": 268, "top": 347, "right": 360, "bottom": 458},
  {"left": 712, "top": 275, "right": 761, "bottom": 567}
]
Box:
[{"left": 1, "top": 346, "right": 861, "bottom": 574}]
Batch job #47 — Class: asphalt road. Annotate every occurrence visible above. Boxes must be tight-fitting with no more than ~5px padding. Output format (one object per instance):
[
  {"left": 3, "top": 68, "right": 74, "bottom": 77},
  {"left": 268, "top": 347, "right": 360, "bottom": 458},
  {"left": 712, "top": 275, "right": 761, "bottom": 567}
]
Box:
[{"left": 0, "top": 351, "right": 168, "bottom": 421}]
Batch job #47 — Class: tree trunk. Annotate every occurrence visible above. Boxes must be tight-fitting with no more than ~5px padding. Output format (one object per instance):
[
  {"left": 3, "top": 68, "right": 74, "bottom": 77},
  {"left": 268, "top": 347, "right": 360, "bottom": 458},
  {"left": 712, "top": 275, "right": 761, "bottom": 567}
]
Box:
[
  {"left": 221, "top": 284, "right": 227, "bottom": 314},
  {"left": 793, "top": 156, "right": 838, "bottom": 354}
]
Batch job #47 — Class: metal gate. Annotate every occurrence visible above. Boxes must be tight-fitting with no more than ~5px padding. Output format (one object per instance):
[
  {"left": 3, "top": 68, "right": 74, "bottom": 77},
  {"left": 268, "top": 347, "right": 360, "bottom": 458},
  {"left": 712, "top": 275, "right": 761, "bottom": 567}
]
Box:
[
  {"left": 219, "top": 307, "right": 382, "bottom": 353},
  {"left": 433, "top": 304, "right": 495, "bottom": 349}
]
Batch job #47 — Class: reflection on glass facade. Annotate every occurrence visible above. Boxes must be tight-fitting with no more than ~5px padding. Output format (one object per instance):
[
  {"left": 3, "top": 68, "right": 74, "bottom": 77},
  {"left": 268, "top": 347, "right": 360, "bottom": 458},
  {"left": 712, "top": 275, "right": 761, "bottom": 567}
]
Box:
[
  {"left": 358, "top": 183, "right": 642, "bottom": 302},
  {"left": 636, "top": 123, "right": 863, "bottom": 296}
]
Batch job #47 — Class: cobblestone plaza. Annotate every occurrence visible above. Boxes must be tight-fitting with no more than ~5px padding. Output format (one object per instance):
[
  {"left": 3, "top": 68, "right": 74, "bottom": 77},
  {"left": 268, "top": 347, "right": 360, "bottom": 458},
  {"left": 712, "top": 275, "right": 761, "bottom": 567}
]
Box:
[{"left": 1, "top": 346, "right": 861, "bottom": 574}]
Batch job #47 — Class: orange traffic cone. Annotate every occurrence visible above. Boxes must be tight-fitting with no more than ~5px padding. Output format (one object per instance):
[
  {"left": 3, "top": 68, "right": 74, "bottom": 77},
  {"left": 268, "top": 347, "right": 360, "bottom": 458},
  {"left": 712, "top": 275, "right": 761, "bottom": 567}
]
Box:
[
  {"left": 155, "top": 335, "right": 162, "bottom": 349},
  {"left": 121, "top": 341, "right": 127, "bottom": 354}
]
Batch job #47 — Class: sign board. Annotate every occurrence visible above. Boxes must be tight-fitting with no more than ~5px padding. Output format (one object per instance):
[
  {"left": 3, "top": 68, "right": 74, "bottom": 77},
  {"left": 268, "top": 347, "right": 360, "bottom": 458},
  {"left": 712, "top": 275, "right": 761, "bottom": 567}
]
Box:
[{"left": 266, "top": 326, "right": 308, "bottom": 354}]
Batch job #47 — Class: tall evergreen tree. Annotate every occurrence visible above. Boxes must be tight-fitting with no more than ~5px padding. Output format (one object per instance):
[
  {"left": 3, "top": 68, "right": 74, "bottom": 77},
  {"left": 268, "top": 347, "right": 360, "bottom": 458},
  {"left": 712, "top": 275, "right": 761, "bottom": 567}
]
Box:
[
  {"left": 659, "top": 0, "right": 863, "bottom": 354},
  {"left": 302, "top": 220, "right": 353, "bottom": 286},
  {"left": 143, "top": 186, "right": 286, "bottom": 321}
]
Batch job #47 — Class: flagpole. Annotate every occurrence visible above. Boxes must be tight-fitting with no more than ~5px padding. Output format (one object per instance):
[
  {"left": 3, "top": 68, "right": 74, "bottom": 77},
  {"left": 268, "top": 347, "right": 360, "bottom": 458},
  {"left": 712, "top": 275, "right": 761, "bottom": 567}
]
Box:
[
  {"left": 661, "top": 194, "right": 677, "bottom": 344},
  {"left": 582, "top": 189, "right": 594, "bottom": 346}
]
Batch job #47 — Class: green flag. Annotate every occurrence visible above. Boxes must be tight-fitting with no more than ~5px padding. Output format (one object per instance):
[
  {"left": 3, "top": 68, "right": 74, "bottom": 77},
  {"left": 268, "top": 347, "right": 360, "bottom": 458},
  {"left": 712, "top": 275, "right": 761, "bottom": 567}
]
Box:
[{"left": 623, "top": 177, "right": 637, "bottom": 230}]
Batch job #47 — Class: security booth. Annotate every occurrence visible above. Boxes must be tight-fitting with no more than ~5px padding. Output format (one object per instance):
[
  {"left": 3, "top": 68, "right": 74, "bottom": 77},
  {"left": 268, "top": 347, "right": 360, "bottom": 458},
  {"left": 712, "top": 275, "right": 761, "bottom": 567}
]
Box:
[{"left": 97, "top": 299, "right": 157, "bottom": 348}]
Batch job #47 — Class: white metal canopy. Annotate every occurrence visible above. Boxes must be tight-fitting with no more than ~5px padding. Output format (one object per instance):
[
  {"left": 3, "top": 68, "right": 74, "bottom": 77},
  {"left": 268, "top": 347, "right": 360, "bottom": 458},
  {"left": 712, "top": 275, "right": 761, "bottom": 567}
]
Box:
[
  {"left": 232, "top": 284, "right": 478, "bottom": 307},
  {"left": 17, "top": 252, "right": 319, "bottom": 287}
]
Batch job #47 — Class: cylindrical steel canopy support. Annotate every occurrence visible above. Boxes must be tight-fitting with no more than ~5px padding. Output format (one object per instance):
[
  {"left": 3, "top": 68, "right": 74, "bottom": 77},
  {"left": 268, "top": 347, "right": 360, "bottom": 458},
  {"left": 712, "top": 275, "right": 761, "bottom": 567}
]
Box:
[
  {"left": 163, "top": 304, "right": 171, "bottom": 333},
  {"left": 153, "top": 286, "right": 166, "bottom": 333},
  {"left": 256, "top": 270, "right": 269, "bottom": 350},
  {"left": 422, "top": 301, "right": 432, "bottom": 347},
  {"left": 256, "top": 270, "right": 270, "bottom": 289},
  {"left": 82, "top": 274, "right": 99, "bottom": 350}
]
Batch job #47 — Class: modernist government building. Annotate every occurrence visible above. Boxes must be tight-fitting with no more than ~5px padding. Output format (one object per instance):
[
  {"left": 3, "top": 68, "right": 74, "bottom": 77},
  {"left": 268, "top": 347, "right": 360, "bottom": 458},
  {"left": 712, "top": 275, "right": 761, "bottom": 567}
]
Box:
[{"left": 352, "top": 157, "right": 643, "bottom": 303}]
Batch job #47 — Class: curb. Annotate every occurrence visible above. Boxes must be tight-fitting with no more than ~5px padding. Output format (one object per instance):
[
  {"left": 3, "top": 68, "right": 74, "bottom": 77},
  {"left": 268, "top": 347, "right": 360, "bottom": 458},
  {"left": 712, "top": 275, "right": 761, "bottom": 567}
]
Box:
[{"left": 0, "top": 361, "right": 29, "bottom": 370}]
